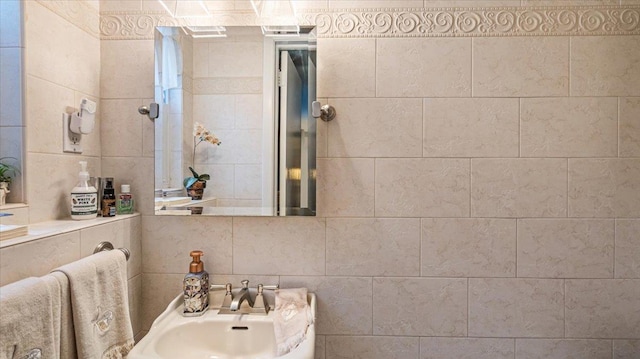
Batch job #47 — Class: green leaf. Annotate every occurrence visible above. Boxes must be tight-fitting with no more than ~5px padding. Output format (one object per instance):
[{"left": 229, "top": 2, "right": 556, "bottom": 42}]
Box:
[
  {"left": 198, "top": 174, "right": 210, "bottom": 181},
  {"left": 188, "top": 167, "right": 199, "bottom": 177}
]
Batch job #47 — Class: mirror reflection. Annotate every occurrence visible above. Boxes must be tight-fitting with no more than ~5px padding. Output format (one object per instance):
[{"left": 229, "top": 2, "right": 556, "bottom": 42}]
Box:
[{"left": 154, "top": 26, "right": 317, "bottom": 216}]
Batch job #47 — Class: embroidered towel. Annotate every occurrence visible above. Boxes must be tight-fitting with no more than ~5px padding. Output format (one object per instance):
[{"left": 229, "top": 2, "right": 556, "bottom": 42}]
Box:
[
  {"left": 0, "top": 277, "right": 57, "bottom": 359},
  {"left": 273, "top": 288, "right": 314, "bottom": 356},
  {"left": 54, "top": 250, "right": 134, "bottom": 359}
]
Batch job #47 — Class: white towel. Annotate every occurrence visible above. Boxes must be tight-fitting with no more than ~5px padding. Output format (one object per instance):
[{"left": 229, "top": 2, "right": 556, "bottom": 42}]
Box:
[
  {"left": 273, "top": 288, "right": 314, "bottom": 356},
  {"left": 0, "top": 277, "right": 57, "bottom": 359},
  {"left": 53, "top": 250, "right": 134, "bottom": 359},
  {"left": 43, "top": 272, "right": 77, "bottom": 359}
]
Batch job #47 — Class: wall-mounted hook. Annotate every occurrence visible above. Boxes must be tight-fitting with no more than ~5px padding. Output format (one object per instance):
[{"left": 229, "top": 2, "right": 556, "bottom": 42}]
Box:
[
  {"left": 311, "top": 101, "right": 336, "bottom": 122},
  {"left": 138, "top": 103, "right": 159, "bottom": 120}
]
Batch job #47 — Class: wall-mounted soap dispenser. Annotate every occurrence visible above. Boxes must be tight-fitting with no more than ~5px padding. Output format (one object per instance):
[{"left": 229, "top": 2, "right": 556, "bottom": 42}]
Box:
[{"left": 183, "top": 250, "right": 209, "bottom": 316}]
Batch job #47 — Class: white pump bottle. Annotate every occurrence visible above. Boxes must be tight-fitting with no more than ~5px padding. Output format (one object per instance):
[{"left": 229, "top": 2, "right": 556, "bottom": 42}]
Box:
[{"left": 70, "top": 161, "right": 98, "bottom": 220}]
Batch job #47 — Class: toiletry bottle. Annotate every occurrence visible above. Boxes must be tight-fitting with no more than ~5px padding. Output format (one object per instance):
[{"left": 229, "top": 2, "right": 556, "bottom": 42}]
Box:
[
  {"left": 183, "top": 250, "right": 209, "bottom": 316},
  {"left": 117, "top": 184, "right": 134, "bottom": 214},
  {"left": 71, "top": 161, "right": 98, "bottom": 220},
  {"left": 101, "top": 178, "right": 116, "bottom": 217}
]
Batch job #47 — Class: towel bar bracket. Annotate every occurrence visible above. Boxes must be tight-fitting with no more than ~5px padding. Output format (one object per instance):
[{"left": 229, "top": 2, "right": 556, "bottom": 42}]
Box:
[{"left": 94, "top": 241, "right": 130, "bottom": 261}]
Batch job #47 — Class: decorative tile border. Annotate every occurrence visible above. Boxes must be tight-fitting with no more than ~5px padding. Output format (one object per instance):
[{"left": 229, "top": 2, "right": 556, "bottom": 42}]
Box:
[
  {"left": 37, "top": 0, "right": 100, "bottom": 39},
  {"left": 101, "top": 6, "right": 640, "bottom": 40}
]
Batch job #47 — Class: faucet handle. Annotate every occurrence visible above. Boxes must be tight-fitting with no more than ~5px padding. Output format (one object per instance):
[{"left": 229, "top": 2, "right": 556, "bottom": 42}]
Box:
[
  {"left": 261, "top": 284, "right": 280, "bottom": 291},
  {"left": 241, "top": 279, "right": 249, "bottom": 289},
  {"left": 210, "top": 283, "right": 233, "bottom": 296}
]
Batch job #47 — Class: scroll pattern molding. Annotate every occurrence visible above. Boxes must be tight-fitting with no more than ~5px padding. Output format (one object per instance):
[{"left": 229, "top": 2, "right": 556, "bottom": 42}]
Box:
[
  {"left": 37, "top": 0, "right": 100, "bottom": 39},
  {"left": 100, "top": 6, "right": 640, "bottom": 40}
]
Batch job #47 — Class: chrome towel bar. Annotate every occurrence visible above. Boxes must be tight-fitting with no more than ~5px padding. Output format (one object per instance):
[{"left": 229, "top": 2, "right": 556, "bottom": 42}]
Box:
[{"left": 93, "top": 241, "right": 130, "bottom": 261}]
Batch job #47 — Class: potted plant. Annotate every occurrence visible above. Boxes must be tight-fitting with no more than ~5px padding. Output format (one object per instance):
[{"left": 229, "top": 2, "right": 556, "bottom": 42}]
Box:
[
  {"left": 0, "top": 157, "right": 20, "bottom": 206},
  {"left": 185, "top": 122, "right": 221, "bottom": 200},
  {"left": 183, "top": 167, "right": 210, "bottom": 200}
]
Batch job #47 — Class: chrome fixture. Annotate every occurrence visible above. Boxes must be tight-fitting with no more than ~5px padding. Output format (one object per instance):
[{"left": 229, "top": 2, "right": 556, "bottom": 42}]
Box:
[
  {"left": 138, "top": 103, "right": 159, "bottom": 120},
  {"left": 93, "top": 241, "right": 131, "bottom": 261},
  {"left": 213, "top": 279, "right": 279, "bottom": 315},
  {"left": 311, "top": 101, "right": 336, "bottom": 122},
  {"left": 230, "top": 280, "right": 254, "bottom": 311}
]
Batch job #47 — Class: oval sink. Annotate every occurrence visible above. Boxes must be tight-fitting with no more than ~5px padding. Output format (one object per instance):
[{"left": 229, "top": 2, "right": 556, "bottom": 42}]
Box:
[{"left": 129, "top": 293, "right": 316, "bottom": 359}]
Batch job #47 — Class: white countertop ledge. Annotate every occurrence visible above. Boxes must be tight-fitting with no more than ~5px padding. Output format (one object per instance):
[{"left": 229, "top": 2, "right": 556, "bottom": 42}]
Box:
[{"left": 0, "top": 213, "right": 140, "bottom": 248}]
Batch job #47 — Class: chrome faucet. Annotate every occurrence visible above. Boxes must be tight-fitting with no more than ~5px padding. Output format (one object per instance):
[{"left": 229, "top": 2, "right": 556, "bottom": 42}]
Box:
[
  {"left": 212, "top": 280, "right": 279, "bottom": 315},
  {"left": 229, "top": 280, "right": 254, "bottom": 311}
]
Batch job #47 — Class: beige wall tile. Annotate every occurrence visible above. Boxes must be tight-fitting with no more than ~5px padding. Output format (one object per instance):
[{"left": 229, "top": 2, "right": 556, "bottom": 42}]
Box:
[
  {"left": 422, "top": 218, "right": 516, "bottom": 277},
  {"left": 523, "top": 0, "right": 617, "bottom": 4},
  {"left": 472, "top": 159, "right": 567, "bottom": 218},
  {"left": 515, "top": 339, "right": 612, "bottom": 359},
  {"left": 124, "top": 216, "right": 142, "bottom": 278},
  {"left": 377, "top": 38, "right": 471, "bottom": 97},
  {"left": 25, "top": 1, "right": 100, "bottom": 97},
  {"left": 423, "top": 98, "right": 519, "bottom": 157},
  {"left": 141, "top": 273, "right": 184, "bottom": 330},
  {"left": 328, "top": 98, "right": 422, "bottom": 157},
  {"left": 233, "top": 217, "right": 326, "bottom": 275},
  {"left": 127, "top": 274, "right": 143, "bottom": 337},
  {"left": 80, "top": 221, "right": 125, "bottom": 259},
  {"left": 615, "top": 220, "right": 640, "bottom": 278},
  {"left": 426, "top": 0, "right": 520, "bottom": 5},
  {"left": 373, "top": 278, "right": 467, "bottom": 336},
  {"left": 27, "top": 154, "right": 101, "bottom": 222},
  {"left": 142, "top": 216, "right": 232, "bottom": 274},
  {"left": 326, "top": 218, "right": 421, "bottom": 276},
  {"left": 281, "top": 276, "right": 373, "bottom": 335},
  {"left": 420, "top": 338, "right": 515, "bottom": 359},
  {"left": 566, "top": 279, "right": 640, "bottom": 338},
  {"left": 100, "top": 0, "right": 142, "bottom": 12},
  {"left": 101, "top": 99, "right": 145, "bottom": 157},
  {"left": 102, "top": 157, "right": 155, "bottom": 215},
  {"left": 620, "top": 98, "right": 640, "bottom": 157},
  {"left": 24, "top": 74, "right": 73, "bottom": 153},
  {"left": 317, "top": 158, "right": 375, "bottom": 217},
  {"left": 315, "top": 335, "right": 325, "bottom": 359},
  {"left": 0, "top": 232, "right": 80, "bottom": 286},
  {"left": 521, "top": 97, "right": 618, "bottom": 157},
  {"left": 375, "top": 158, "right": 470, "bottom": 217},
  {"left": 473, "top": 37, "right": 569, "bottom": 97},
  {"left": 328, "top": 0, "right": 423, "bottom": 8},
  {"left": 571, "top": 36, "right": 640, "bottom": 96},
  {"left": 101, "top": 39, "right": 154, "bottom": 99},
  {"left": 568, "top": 159, "right": 640, "bottom": 218},
  {"left": 469, "top": 278, "right": 564, "bottom": 337},
  {"left": 326, "top": 336, "right": 419, "bottom": 359},
  {"left": 614, "top": 340, "right": 640, "bottom": 359},
  {"left": 317, "top": 38, "right": 376, "bottom": 98},
  {"left": 517, "top": 219, "right": 614, "bottom": 278}
]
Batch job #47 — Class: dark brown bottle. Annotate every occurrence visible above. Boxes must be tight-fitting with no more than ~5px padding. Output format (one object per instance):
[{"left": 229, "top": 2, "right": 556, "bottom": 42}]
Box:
[{"left": 101, "top": 179, "right": 116, "bottom": 217}]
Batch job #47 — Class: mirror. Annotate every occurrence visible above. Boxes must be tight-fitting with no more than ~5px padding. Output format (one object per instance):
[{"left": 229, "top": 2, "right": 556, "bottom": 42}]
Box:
[{"left": 153, "top": 26, "right": 317, "bottom": 216}]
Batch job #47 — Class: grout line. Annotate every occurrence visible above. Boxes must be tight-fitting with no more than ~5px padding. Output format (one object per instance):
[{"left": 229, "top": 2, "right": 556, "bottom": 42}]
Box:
[{"left": 515, "top": 219, "right": 518, "bottom": 278}]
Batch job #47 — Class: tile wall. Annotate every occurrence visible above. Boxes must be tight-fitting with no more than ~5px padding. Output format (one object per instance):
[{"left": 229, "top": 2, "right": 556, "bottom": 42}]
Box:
[
  {"left": 2, "top": 0, "right": 639, "bottom": 358},
  {"left": 97, "top": 1, "right": 640, "bottom": 358}
]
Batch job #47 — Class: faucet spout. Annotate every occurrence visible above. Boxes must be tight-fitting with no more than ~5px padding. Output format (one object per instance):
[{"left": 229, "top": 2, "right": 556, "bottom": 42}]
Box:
[{"left": 229, "top": 280, "right": 253, "bottom": 311}]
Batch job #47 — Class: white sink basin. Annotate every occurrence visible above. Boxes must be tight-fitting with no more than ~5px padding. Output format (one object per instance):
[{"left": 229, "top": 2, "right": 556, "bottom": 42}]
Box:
[{"left": 129, "top": 293, "right": 316, "bottom": 359}]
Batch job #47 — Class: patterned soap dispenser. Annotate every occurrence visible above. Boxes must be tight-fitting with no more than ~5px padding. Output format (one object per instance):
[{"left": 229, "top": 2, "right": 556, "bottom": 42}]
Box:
[{"left": 183, "top": 250, "right": 209, "bottom": 316}]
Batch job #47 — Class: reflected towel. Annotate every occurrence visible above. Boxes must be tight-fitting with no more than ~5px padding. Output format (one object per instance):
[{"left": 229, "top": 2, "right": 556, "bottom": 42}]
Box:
[
  {"left": 53, "top": 251, "right": 134, "bottom": 359},
  {"left": 273, "top": 288, "right": 314, "bottom": 356},
  {"left": 0, "top": 277, "right": 57, "bottom": 359}
]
